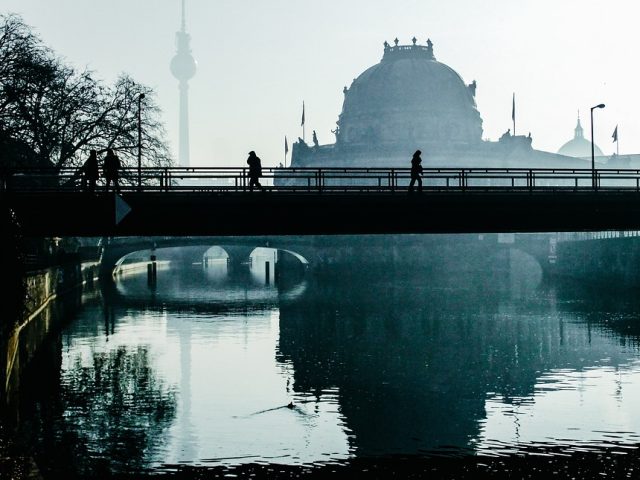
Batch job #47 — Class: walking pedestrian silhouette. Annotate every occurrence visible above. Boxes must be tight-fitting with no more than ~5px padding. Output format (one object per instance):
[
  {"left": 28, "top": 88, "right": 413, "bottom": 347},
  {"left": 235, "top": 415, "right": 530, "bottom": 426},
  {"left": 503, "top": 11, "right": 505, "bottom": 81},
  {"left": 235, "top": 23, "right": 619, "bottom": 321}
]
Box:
[
  {"left": 247, "top": 151, "right": 264, "bottom": 192},
  {"left": 81, "top": 149, "right": 99, "bottom": 193},
  {"left": 104, "top": 148, "right": 121, "bottom": 192},
  {"left": 408, "top": 149, "right": 423, "bottom": 193}
]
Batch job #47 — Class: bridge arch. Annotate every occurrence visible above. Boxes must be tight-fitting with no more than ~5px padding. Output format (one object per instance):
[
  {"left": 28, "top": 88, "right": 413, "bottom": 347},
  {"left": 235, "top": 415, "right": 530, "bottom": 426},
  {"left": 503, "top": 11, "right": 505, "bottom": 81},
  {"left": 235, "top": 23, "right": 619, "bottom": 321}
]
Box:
[
  {"left": 277, "top": 249, "right": 309, "bottom": 266},
  {"left": 203, "top": 246, "right": 229, "bottom": 260},
  {"left": 101, "top": 238, "right": 312, "bottom": 278}
]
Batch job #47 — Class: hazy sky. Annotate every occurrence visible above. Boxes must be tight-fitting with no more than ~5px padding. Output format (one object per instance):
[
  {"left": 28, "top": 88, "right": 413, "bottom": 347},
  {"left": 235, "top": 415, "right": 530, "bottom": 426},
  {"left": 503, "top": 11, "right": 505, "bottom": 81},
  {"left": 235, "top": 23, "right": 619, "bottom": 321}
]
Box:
[{"left": 3, "top": 0, "right": 639, "bottom": 166}]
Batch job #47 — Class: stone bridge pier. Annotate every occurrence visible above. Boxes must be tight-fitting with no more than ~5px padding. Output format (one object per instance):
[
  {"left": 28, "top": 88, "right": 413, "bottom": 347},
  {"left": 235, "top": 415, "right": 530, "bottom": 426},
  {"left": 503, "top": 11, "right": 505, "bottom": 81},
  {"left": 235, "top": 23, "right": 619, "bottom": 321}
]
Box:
[{"left": 511, "top": 233, "right": 558, "bottom": 279}]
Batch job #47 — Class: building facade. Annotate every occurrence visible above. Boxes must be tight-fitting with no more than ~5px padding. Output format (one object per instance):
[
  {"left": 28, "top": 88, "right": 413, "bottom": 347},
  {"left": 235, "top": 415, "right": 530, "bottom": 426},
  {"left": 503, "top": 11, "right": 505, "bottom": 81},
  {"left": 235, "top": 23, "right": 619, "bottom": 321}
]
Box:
[{"left": 288, "top": 39, "right": 589, "bottom": 172}]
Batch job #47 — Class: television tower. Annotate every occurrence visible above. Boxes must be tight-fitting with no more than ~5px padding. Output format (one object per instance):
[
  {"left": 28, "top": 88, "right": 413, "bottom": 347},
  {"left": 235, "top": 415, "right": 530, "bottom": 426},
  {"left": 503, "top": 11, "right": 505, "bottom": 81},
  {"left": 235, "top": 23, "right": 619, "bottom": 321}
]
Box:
[{"left": 170, "top": 0, "right": 197, "bottom": 167}]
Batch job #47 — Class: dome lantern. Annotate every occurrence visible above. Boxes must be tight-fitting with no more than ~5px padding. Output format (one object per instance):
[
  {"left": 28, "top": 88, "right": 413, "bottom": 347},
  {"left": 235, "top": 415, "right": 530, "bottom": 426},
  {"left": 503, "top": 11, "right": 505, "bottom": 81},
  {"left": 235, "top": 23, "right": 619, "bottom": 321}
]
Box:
[{"left": 557, "top": 115, "right": 604, "bottom": 158}]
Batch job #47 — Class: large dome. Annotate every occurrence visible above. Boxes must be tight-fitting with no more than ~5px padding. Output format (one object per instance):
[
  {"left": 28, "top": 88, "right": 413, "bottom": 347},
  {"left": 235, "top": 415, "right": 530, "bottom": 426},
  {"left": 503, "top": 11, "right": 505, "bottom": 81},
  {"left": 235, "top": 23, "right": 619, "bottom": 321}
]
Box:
[
  {"left": 557, "top": 117, "right": 603, "bottom": 158},
  {"left": 336, "top": 39, "right": 483, "bottom": 148}
]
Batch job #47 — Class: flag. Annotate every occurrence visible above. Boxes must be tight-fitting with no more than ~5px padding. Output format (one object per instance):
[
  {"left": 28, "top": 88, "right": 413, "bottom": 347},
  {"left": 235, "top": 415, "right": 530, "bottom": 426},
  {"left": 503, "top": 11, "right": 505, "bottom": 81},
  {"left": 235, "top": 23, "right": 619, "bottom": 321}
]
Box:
[
  {"left": 511, "top": 93, "right": 515, "bottom": 123},
  {"left": 301, "top": 102, "right": 305, "bottom": 126},
  {"left": 285, "top": 136, "right": 289, "bottom": 155},
  {"left": 612, "top": 125, "right": 618, "bottom": 143}
]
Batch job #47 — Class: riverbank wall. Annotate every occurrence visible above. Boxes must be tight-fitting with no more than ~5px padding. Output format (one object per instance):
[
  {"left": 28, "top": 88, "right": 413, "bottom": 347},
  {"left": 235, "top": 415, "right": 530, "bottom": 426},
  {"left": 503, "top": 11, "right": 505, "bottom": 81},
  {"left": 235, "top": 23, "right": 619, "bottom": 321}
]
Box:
[{"left": 1, "top": 260, "right": 100, "bottom": 408}]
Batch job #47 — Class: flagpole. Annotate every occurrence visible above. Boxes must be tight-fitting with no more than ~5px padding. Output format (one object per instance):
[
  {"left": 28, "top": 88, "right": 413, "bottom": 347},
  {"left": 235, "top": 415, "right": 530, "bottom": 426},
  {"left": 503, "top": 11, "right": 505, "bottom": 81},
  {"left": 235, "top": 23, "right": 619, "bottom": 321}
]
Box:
[
  {"left": 512, "top": 93, "right": 516, "bottom": 136},
  {"left": 617, "top": 127, "right": 620, "bottom": 156},
  {"left": 301, "top": 101, "right": 306, "bottom": 142},
  {"left": 284, "top": 136, "right": 288, "bottom": 167}
]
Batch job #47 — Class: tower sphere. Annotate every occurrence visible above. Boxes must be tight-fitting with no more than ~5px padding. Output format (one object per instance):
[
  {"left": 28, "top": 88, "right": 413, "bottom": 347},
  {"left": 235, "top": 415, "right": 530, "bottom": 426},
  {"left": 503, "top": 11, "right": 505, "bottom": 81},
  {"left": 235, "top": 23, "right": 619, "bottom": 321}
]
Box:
[{"left": 170, "top": 51, "right": 197, "bottom": 81}]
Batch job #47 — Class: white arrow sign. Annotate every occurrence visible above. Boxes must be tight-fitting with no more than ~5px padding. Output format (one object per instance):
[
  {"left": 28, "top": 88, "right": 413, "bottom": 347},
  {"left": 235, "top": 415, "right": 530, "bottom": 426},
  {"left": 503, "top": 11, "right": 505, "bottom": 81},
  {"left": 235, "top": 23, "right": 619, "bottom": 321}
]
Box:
[{"left": 115, "top": 194, "right": 132, "bottom": 225}]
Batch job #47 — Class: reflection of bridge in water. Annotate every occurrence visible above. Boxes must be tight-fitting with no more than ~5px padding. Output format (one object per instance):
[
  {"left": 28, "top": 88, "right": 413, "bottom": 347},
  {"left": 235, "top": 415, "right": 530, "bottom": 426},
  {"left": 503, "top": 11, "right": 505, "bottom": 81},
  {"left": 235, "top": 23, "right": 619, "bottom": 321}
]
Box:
[{"left": 7, "top": 166, "right": 640, "bottom": 236}]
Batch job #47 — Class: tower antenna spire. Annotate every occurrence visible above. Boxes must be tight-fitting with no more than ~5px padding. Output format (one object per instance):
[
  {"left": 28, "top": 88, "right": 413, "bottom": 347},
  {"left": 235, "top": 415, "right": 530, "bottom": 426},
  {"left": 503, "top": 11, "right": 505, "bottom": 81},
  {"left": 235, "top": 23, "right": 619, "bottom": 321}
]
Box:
[
  {"left": 171, "top": 0, "right": 196, "bottom": 167},
  {"left": 181, "top": 0, "right": 186, "bottom": 32}
]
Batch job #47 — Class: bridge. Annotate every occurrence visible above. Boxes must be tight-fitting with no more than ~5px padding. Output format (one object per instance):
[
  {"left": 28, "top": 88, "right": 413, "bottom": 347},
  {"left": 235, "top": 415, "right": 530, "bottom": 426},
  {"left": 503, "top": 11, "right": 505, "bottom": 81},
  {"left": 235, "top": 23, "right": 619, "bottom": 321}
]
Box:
[
  {"left": 101, "top": 233, "right": 554, "bottom": 277},
  {"left": 4, "top": 166, "right": 640, "bottom": 236}
]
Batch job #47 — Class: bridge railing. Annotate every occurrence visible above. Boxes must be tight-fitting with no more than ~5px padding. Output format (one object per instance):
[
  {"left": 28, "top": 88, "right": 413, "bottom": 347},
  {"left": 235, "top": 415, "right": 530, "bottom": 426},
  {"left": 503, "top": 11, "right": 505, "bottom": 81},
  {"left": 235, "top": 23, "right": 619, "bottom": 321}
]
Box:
[
  {"left": 5, "top": 166, "right": 640, "bottom": 193},
  {"left": 557, "top": 230, "right": 640, "bottom": 243}
]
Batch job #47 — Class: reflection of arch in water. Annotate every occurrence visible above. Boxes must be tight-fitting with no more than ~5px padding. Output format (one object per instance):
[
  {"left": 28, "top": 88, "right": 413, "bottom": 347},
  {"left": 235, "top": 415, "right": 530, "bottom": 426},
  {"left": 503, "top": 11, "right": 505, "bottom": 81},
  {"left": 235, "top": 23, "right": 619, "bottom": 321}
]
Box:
[{"left": 113, "top": 264, "right": 308, "bottom": 312}]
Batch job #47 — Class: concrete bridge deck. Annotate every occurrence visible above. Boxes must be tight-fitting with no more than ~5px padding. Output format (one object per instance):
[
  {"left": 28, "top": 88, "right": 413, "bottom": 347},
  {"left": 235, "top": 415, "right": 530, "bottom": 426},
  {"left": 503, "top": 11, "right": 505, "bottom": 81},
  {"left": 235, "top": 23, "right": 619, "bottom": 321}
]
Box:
[
  {"left": 4, "top": 166, "right": 640, "bottom": 236},
  {"left": 7, "top": 190, "right": 640, "bottom": 237}
]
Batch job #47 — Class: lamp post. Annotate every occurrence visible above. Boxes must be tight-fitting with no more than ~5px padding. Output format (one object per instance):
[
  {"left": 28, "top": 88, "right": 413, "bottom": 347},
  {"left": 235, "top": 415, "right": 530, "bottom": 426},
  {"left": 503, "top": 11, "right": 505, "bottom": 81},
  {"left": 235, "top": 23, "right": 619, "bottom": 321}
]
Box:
[
  {"left": 590, "top": 103, "right": 605, "bottom": 189},
  {"left": 137, "top": 93, "right": 146, "bottom": 188}
]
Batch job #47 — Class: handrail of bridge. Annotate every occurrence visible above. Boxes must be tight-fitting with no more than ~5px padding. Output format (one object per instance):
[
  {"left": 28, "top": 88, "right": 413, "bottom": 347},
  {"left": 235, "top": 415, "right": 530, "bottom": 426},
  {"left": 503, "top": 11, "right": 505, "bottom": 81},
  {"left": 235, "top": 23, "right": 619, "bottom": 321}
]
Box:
[{"left": 4, "top": 166, "right": 640, "bottom": 194}]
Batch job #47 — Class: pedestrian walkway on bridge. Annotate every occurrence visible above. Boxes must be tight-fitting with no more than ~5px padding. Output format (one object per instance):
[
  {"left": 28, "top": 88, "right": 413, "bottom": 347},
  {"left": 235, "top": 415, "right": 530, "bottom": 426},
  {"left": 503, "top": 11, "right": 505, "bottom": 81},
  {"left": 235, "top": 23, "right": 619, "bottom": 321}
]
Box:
[{"left": 5, "top": 166, "right": 640, "bottom": 237}]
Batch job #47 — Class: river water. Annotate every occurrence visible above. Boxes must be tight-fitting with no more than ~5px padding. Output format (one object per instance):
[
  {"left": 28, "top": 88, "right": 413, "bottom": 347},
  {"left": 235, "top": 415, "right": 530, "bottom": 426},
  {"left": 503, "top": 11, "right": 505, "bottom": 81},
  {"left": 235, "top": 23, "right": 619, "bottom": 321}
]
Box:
[{"left": 9, "top": 247, "right": 640, "bottom": 477}]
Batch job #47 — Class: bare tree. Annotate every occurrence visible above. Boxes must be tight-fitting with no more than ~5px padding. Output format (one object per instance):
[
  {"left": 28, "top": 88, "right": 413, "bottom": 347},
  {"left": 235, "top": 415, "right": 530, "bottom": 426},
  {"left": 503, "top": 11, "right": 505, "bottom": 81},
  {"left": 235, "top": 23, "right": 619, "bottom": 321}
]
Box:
[
  {"left": 98, "top": 75, "right": 172, "bottom": 170},
  {"left": 0, "top": 14, "right": 47, "bottom": 167},
  {"left": 0, "top": 14, "right": 173, "bottom": 171}
]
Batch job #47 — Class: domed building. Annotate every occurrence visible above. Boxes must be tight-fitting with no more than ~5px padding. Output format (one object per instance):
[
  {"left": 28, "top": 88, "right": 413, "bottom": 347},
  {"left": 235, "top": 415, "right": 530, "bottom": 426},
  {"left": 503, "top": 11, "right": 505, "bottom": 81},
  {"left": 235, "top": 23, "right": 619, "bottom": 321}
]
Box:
[
  {"left": 557, "top": 117, "right": 603, "bottom": 158},
  {"left": 337, "top": 38, "right": 482, "bottom": 148},
  {"left": 287, "top": 38, "right": 588, "bottom": 171}
]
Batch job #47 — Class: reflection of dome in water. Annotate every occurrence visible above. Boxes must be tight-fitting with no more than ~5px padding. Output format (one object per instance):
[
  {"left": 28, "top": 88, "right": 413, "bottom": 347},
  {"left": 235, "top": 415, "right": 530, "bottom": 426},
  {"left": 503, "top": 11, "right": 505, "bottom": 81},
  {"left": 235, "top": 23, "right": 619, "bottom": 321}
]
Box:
[
  {"left": 337, "top": 38, "right": 483, "bottom": 147},
  {"left": 557, "top": 117, "right": 603, "bottom": 158}
]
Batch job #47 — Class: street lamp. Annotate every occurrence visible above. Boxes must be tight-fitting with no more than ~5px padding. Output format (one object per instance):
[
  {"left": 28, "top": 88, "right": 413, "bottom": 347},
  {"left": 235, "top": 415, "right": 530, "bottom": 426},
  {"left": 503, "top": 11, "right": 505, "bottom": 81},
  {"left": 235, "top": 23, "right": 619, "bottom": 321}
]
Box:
[
  {"left": 590, "top": 103, "right": 605, "bottom": 189},
  {"left": 137, "top": 93, "right": 146, "bottom": 188}
]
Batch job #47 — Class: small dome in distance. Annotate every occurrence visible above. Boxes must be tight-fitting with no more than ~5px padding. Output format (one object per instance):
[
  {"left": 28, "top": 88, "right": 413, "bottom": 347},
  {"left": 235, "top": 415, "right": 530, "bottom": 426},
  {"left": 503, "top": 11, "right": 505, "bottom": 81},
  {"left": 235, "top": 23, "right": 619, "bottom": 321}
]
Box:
[{"left": 558, "top": 116, "right": 603, "bottom": 158}]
